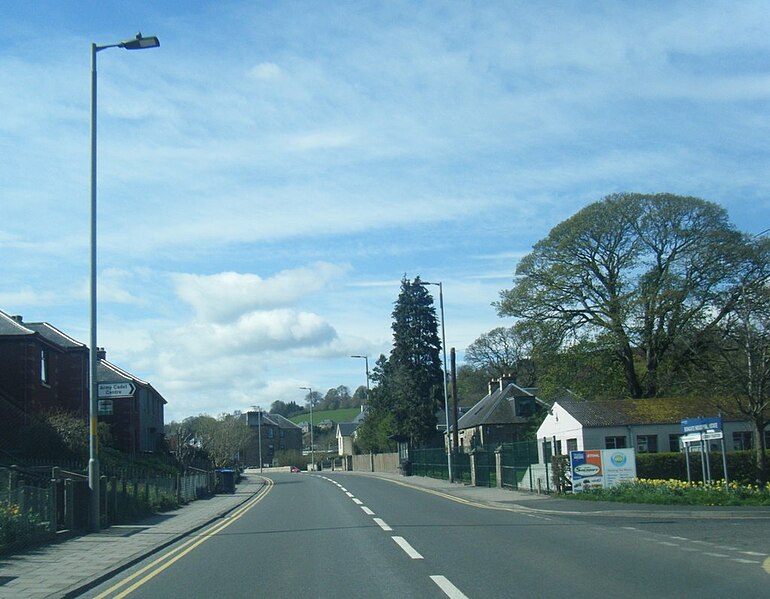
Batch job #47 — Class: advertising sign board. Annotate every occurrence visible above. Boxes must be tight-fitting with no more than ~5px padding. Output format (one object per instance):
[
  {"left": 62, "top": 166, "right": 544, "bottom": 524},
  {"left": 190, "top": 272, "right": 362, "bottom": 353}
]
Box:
[{"left": 570, "top": 449, "right": 637, "bottom": 492}]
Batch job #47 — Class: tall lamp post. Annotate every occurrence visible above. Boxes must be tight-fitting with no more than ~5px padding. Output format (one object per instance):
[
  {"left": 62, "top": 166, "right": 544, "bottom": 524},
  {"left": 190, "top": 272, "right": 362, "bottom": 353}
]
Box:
[
  {"left": 350, "top": 355, "right": 370, "bottom": 410},
  {"left": 251, "top": 406, "right": 263, "bottom": 474},
  {"left": 300, "top": 387, "right": 315, "bottom": 470},
  {"left": 420, "top": 281, "right": 452, "bottom": 483},
  {"left": 89, "top": 33, "right": 160, "bottom": 531}
]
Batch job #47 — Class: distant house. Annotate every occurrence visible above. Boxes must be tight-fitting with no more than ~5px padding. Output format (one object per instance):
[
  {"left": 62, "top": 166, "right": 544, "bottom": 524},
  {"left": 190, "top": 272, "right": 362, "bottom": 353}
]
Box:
[
  {"left": 96, "top": 349, "right": 166, "bottom": 454},
  {"left": 317, "top": 418, "right": 335, "bottom": 431},
  {"left": 245, "top": 411, "right": 303, "bottom": 466},
  {"left": 536, "top": 395, "right": 769, "bottom": 461},
  {"left": 456, "top": 377, "right": 546, "bottom": 452},
  {"left": 336, "top": 423, "right": 358, "bottom": 456},
  {"left": 335, "top": 410, "right": 368, "bottom": 456},
  {"left": 0, "top": 311, "right": 88, "bottom": 452}
]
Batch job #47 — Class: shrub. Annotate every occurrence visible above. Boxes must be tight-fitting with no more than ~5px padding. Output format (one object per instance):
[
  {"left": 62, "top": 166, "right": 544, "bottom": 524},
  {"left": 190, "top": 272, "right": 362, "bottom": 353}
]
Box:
[
  {"left": 566, "top": 478, "right": 770, "bottom": 506},
  {"left": 0, "top": 500, "right": 40, "bottom": 547}
]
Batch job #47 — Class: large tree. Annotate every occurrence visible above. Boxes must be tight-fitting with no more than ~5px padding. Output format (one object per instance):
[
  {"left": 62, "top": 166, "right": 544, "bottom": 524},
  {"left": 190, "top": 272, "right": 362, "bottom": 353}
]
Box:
[
  {"left": 465, "top": 324, "right": 536, "bottom": 385},
  {"left": 695, "top": 235, "right": 770, "bottom": 486},
  {"left": 497, "top": 193, "right": 754, "bottom": 398},
  {"left": 358, "top": 276, "right": 444, "bottom": 448}
]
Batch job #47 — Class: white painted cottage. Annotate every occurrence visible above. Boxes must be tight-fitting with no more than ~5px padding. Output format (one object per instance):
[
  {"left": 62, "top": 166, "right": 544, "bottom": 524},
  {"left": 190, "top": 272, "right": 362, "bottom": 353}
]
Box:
[{"left": 537, "top": 395, "right": 766, "bottom": 462}]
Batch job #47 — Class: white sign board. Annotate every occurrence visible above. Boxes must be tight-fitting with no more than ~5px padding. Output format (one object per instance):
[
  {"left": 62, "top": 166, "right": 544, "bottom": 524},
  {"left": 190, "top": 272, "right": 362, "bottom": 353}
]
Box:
[{"left": 98, "top": 382, "right": 136, "bottom": 398}]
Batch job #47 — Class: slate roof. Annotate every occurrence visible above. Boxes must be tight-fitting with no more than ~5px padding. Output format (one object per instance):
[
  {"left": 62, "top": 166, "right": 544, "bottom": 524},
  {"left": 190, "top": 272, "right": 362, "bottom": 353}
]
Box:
[
  {"left": 336, "top": 422, "right": 358, "bottom": 437},
  {"left": 556, "top": 396, "right": 748, "bottom": 427},
  {"left": 261, "top": 413, "right": 302, "bottom": 430},
  {"left": 457, "top": 383, "right": 538, "bottom": 430},
  {"left": 97, "top": 359, "right": 167, "bottom": 404},
  {"left": 24, "top": 322, "right": 86, "bottom": 350},
  {"left": 0, "top": 311, "right": 35, "bottom": 336}
]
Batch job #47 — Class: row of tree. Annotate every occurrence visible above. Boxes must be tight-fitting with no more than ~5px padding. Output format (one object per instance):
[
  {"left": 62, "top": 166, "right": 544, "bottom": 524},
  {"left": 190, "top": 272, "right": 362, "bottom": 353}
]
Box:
[{"left": 354, "top": 193, "right": 770, "bottom": 485}]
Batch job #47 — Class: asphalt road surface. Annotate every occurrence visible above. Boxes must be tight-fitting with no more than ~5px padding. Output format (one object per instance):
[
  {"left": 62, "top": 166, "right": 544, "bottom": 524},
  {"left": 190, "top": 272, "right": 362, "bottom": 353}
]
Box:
[{"left": 82, "top": 471, "right": 770, "bottom": 598}]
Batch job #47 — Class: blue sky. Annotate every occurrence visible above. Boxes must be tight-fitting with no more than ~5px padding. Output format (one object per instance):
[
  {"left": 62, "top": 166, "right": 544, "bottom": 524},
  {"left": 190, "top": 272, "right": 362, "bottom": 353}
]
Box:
[{"left": 2, "top": 1, "right": 769, "bottom": 421}]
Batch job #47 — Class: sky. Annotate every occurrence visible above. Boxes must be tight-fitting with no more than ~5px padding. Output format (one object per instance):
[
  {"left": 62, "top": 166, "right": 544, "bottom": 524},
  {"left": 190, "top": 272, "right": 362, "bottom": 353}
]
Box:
[{"left": 2, "top": 1, "right": 769, "bottom": 422}]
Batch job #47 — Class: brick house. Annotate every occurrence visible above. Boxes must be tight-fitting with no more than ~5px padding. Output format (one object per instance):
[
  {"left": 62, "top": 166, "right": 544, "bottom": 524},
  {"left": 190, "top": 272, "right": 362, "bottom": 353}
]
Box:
[
  {"left": 0, "top": 311, "right": 88, "bottom": 452},
  {"left": 96, "top": 350, "right": 166, "bottom": 454},
  {"left": 244, "top": 411, "right": 303, "bottom": 466}
]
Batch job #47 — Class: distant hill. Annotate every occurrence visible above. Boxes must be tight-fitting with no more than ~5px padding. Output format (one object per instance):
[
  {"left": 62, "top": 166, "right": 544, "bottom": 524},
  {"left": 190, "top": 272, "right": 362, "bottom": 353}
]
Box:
[{"left": 287, "top": 407, "right": 362, "bottom": 425}]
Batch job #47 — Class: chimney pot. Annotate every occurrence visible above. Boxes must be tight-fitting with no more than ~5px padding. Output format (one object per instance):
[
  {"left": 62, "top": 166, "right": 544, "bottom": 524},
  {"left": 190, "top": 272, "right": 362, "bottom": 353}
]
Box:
[{"left": 96, "top": 347, "right": 106, "bottom": 360}]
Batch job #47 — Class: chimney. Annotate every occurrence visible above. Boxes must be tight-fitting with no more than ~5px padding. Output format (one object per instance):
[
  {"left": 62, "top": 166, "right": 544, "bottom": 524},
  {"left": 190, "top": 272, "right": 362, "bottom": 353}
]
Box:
[
  {"left": 11, "top": 315, "right": 23, "bottom": 323},
  {"left": 96, "top": 347, "right": 107, "bottom": 360}
]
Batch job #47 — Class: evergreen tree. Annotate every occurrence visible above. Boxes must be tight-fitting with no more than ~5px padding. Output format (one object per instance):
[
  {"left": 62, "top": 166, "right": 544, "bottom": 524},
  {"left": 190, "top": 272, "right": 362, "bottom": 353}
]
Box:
[{"left": 358, "top": 276, "right": 443, "bottom": 448}]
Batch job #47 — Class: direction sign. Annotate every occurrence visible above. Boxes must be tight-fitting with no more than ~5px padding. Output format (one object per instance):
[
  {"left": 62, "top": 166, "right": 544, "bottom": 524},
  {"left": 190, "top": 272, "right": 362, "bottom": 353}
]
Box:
[
  {"left": 681, "top": 416, "right": 722, "bottom": 433},
  {"left": 98, "top": 382, "right": 136, "bottom": 398}
]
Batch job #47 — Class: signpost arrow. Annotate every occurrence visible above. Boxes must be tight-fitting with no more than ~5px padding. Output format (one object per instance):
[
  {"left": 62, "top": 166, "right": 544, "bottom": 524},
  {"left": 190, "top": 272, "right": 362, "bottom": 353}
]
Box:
[{"left": 98, "top": 382, "right": 136, "bottom": 398}]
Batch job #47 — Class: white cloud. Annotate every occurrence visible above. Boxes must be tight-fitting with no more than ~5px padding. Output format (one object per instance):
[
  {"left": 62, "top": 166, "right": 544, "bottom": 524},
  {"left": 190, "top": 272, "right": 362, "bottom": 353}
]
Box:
[{"left": 172, "top": 262, "right": 349, "bottom": 322}]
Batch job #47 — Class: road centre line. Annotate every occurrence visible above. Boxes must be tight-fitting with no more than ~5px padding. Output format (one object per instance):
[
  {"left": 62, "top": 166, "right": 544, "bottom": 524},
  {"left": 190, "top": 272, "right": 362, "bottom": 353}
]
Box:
[
  {"left": 361, "top": 506, "right": 375, "bottom": 515},
  {"left": 346, "top": 491, "right": 354, "bottom": 498},
  {"left": 430, "top": 575, "right": 469, "bottom": 599},
  {"left": 352, "top": 498, "right": 363, "bottom": 505},
  {"left": 392, "top": 536, "right": 423, "bottom": 559},
  {"left": 93, "top": 477, "right": 274, "bottom": 599},
  {"left": 373, "top": 518, "right": 392, "bottom": 531}
]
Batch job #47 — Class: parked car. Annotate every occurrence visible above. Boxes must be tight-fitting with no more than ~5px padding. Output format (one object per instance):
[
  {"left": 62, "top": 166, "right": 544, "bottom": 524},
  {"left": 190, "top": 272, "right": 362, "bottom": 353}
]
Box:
[{"left": 290, "top": 466, "right": 301, "bottom": 472}]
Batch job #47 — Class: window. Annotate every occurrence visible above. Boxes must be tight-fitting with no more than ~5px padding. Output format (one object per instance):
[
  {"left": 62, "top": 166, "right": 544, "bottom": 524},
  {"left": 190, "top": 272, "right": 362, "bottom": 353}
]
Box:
[
  {"left": 268, "top": 427, "right": 274, "bottom": 439},
  {"left": 636, "top": 435, "right": 658, "bottom": 454},
  {"left": 605, "top": 436, "right": 626, "bottom": 449},
  {"left": 669, "top": 434, "right": 682, "bottom": 452},
  {"left": 543, "top": 441, "right": 553, "bottom": 461},
  {"left": 733, "top": 431, "right": 752, "bottom": 450},
  {"left": 40, "top": 349, "right": 49, "bottom": 385},
  {"left": 555, "top": 440, "right": 563, "bottom": 456},
  {"left": 566, "top": 438, "right": 578, "bottom": 453}
]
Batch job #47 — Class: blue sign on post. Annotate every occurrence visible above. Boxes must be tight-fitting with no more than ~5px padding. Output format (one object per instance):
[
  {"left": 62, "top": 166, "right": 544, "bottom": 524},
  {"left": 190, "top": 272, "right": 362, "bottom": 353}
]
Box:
[{"left": 681, "top": 416, "right": 722, "bottom": 433}]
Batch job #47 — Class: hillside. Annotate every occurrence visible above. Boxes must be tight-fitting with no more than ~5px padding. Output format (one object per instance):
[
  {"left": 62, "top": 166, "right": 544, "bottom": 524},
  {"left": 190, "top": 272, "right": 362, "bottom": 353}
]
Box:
[{"left": 287, "top": 407, "right": 362, "bottom": 425}]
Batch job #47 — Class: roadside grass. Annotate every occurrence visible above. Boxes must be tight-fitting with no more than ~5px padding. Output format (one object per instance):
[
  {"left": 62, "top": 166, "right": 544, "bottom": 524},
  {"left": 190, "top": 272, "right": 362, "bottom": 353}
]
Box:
[{"left": 562, "top": 478, "right": 770, "bottom": 507}]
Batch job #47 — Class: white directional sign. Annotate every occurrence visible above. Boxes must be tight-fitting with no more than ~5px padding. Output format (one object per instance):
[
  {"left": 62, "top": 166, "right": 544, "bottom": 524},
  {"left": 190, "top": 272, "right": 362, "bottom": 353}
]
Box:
[{"left": 98, "top": 382, "right": 136, "bottom": 398}]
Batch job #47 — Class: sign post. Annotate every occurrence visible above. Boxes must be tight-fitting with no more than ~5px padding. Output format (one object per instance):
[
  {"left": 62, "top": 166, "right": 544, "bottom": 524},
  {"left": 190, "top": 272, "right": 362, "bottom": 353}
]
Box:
[{"left": 680, "top": 416, "right": 728, "bottom": 486}]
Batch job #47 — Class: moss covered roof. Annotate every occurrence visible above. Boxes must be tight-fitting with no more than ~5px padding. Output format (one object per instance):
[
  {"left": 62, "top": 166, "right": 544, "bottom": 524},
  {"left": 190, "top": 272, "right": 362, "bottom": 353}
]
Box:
[{"left": 557, "top": 396, "right": 747, "bottom": 427}]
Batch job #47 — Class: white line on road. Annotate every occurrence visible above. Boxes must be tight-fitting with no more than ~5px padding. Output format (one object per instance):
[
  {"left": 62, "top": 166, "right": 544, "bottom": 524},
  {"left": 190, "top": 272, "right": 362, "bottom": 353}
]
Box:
[
  {"left": 352, "top": 498, "right": 363, "bottom": 505},
  {"left": 732, "top": 558, "right": 760, "bottom": 564},
  {"left": 430, "top": 575, "right": 469, "bottom": 599},
  {"left": 374, "top": 518, "right": 392, "bottom": 531},
  {"left": 345, "top": 492, "right": 354, "bottom": 498},
  {"left": 340, "top": 487, "right": 348, "bottom": 492},
  {"left": 361, "top": 506, "right": 375, "bottom": 515},
  {"left": 392, "top": 536, "right": 423, "bottom": 559}
]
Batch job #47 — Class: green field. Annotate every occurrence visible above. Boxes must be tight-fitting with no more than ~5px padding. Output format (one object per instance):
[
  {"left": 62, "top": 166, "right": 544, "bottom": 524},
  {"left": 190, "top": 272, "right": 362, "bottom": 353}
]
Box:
[{"left": 288, "top": 407, "right": 362, "bottom": 425}]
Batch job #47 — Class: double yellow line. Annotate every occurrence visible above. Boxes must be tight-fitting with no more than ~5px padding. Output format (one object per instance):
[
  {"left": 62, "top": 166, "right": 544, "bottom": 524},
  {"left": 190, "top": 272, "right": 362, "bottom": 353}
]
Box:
[{"left": 95, "top": 477, "right": 274, "bottom": 598}]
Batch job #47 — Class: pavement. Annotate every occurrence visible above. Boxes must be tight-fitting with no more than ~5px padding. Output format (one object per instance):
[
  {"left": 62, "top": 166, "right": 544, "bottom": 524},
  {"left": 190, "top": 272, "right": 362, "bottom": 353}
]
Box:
[{"left": 2, "top": 469, "right": 769, "bottom": 599}]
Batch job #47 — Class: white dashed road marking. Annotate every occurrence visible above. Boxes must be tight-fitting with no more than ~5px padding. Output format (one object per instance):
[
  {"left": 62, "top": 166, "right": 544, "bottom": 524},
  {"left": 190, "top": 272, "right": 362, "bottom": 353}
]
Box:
[
  {"left": 430, "top": 575, "right": 469, "bottom": 599},
  {"left": 392, "top": 536, "right": 423, "bottom": 559},
  {"left": 373, "top": 518, "right": 392, "bottom": 531}
]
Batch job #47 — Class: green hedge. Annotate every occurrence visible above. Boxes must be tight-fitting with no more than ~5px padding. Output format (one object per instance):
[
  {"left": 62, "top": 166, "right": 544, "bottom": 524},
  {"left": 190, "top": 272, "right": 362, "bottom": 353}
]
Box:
[{"left": 637, "top": 451, "right": 769, "bottom": 484}]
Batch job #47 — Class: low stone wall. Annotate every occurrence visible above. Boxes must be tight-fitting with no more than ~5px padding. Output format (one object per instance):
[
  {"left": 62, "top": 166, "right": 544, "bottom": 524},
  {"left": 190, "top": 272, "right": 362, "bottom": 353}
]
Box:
[{"left": 351, "top": 452, "right": 400, "bottom": 474}]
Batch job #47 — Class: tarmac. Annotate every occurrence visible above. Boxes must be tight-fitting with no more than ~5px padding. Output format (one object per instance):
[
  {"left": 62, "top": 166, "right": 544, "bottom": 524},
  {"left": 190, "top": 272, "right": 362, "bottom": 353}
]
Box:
[{"left": 1, "top": 469, "right": 769, "bottom": 599}]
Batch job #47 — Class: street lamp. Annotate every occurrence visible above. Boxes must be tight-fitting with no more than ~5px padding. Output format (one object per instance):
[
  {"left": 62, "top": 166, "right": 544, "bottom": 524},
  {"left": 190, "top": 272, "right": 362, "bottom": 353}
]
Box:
[
  {"left": 251, "top": 406, "right": 263, "bottom": 474},
  {"left": 420, "top": 281, "right": 452, "bottom": 483},
  {"left": 350, "top": 355, "right": 370, "bottom": 410},
  {"left": 89, "top": 32, "right": 160, "bottom": 531},
  {"left": 300, "top": 387, "right": 315, "bottom": 470}
]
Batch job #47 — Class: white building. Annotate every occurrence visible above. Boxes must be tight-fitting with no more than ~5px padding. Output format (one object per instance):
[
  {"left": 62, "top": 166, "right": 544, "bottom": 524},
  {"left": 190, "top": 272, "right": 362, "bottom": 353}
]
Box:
[{"left": 537, "top": 395, "right": 765, "bottom": 462}]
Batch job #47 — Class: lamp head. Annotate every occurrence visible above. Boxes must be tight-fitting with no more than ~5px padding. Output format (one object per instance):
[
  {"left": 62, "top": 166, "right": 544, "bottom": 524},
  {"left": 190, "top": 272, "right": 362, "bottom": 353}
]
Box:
[{"left": 121, "top": 33, "right": 160, "bottom": 50}]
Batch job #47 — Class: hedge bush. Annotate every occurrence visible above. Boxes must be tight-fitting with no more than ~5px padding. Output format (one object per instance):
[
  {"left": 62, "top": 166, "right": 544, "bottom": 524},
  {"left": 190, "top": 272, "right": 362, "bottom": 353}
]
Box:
[{"left": 636, "top": 450, "right": 769, "bottom": 485}]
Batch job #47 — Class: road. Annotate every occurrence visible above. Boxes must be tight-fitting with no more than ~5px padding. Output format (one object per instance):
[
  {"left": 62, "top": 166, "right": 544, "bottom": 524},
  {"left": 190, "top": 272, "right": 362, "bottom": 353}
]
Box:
[{"left": 82, "top": 471, "right": 770, "bottom": 598}]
